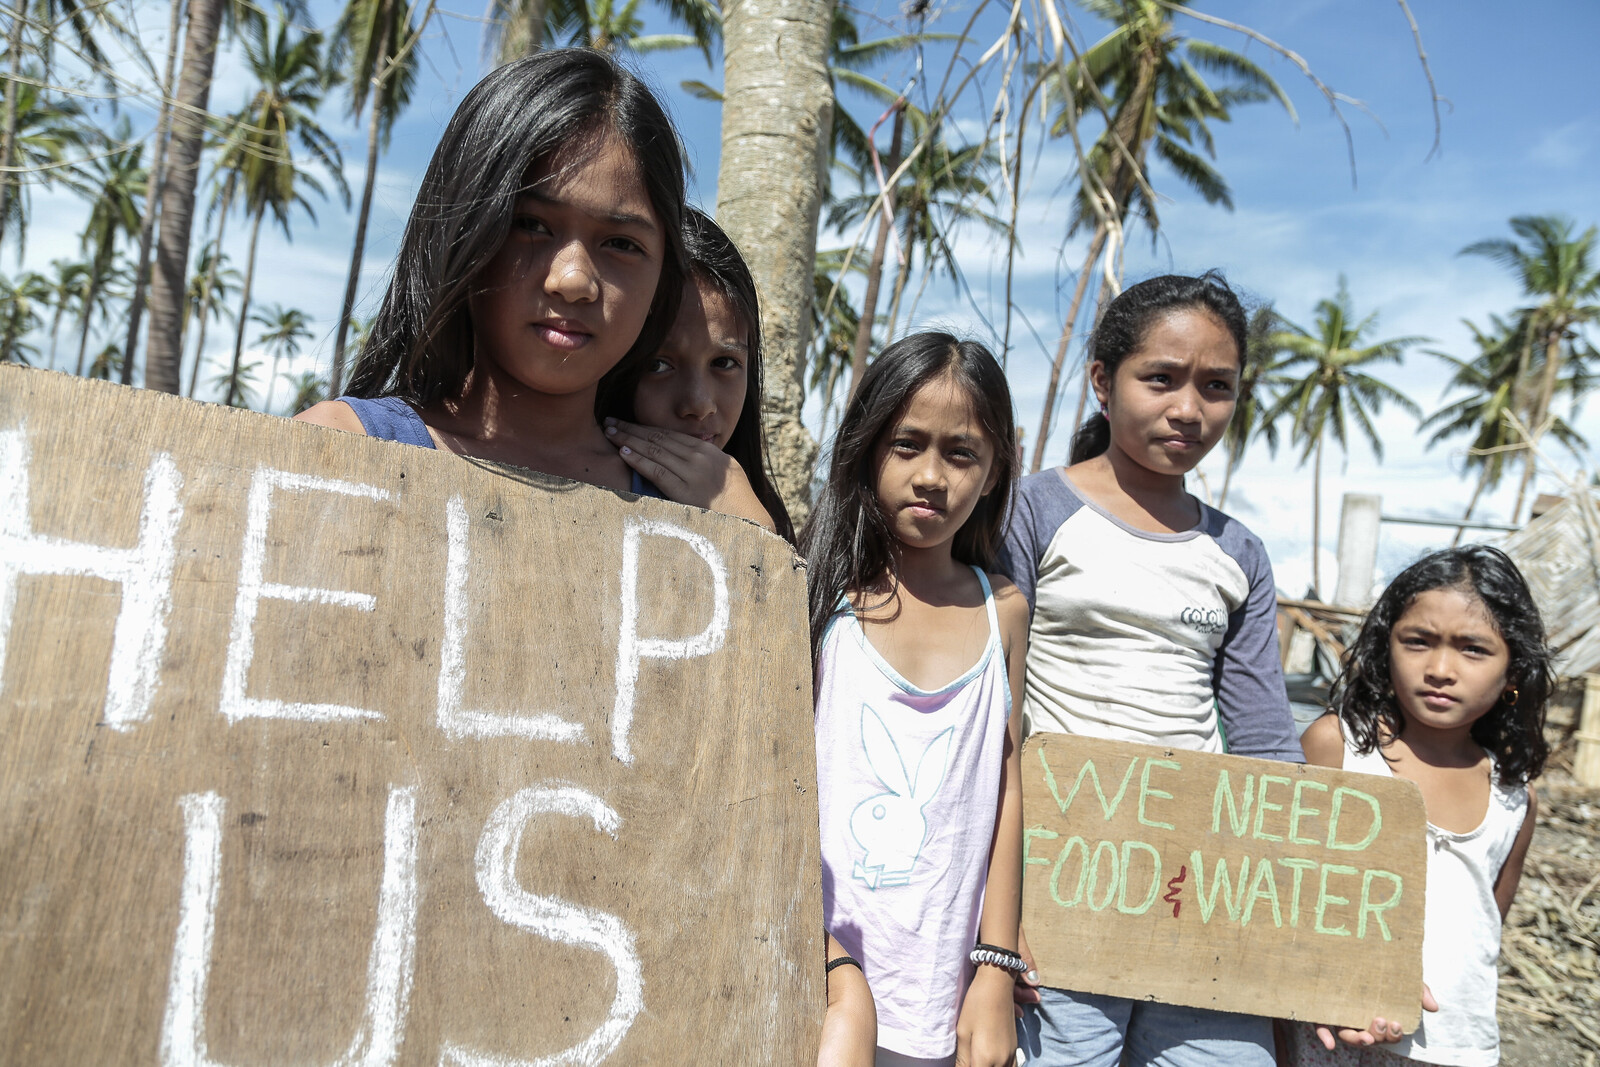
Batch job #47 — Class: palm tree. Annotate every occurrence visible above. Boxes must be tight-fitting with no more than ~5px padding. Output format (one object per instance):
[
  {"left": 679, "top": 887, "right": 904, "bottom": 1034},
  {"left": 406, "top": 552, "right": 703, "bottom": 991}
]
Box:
[
  {"left": 486, "top": 0, "right": 717, "bottom": 65},
  {"left": 1423, "top": 313, "right": 1589, "bottom": 540},
  {"left": 183, "top": 242, "right": 241, "bottom": 397},
  {"left": 87, "top": 340, "right": 122, "bottom": 380},
  {"left": 0, "top": 269, "right": 49, "bottom": 363},
  {"left": 328, "top": 0, "right": 420, "bottom": 395},
  {"left": 1264, "top": 278, "right": 1423, "bottom": 598},
  {"left": 252, "top": 303, "right": 312, "bottom": 413},
  {"left": 1029, "top": 0, "right": 1295, "bottom": 471},
  {"left": 1461, "top": 215, "right": 1600, "bottom": 522},
  {"left": 70, "top": 124, "right": 145, "bottom": 377},
  {"left": 215, "top": 14, "right": 348, "bottom": 408},
  {"left": 210, "top": 356, "right": 261, "bottom": 408},
  {"left": 1216, "top": 305, "right": 1286, "bottom": 510},
  {"left": 827, "top": 110, "right": 1005, "bottom": 395},
  {"left": 0, "top": 76, "right": 90, "bottom": 258},
  {"left": 0, "top": 0, "right": 122, "bottom": 246},
  {"left": 41, "top": 257, "right": 88, "bottom": 369},
  {"left": 286, "top": 368, "right": 328, "bottom": 413}
]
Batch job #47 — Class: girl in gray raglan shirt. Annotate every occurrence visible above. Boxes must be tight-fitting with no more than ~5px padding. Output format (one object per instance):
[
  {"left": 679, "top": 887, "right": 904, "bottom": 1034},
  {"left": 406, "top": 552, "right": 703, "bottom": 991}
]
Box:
[{"left": 998, "top": 274, "right": 1302, "bottom": 1067}]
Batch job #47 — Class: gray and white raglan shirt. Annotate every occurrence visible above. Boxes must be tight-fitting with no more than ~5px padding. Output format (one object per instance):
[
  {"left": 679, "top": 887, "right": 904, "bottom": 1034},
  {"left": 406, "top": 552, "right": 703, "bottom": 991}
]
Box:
[{"left": 996, "top": 469, "right": 1302, "bottom": 762}]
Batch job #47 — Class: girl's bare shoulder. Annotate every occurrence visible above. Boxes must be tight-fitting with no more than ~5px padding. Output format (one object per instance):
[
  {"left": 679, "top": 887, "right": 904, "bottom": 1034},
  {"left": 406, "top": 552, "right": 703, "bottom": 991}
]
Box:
[
  {"left": 988, "top": 573, "right": 1030, "bottom": 641},
  {"left": 1299, "top": 713, "right": 1344, "bottom": 769},
  {"left": 294, "top": 400, "right": 368, "bottom": 434}
]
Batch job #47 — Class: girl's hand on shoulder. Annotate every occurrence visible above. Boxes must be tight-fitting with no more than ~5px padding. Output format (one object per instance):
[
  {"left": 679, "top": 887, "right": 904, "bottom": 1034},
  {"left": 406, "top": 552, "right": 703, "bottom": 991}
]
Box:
[
  {"left": 955, "top": 965, "right": 1017, "bottom": 1067},
  {"left": 1313, "top": 984, "right": 1437, "bottom": 1050},
  {"left": 604, "top": 417, "right": 775, "bottom": 530}
]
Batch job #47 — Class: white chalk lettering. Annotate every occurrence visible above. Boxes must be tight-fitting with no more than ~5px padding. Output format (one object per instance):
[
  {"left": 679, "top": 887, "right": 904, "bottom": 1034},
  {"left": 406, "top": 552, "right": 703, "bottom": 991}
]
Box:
[
  {"left": 611, "top": 519, "right": 728, "bottom": 763},
  {"left": 0, "top": 426, "right": 182, "bottom": 730},
  {"left": 436, "top": 496, "right": 585, "bottom": 744},
  {"left": 160, "top": 787, "right": 420, "bottom": 1067},
  {"left": 220, "top": 468, "right": 390, "bottom": 723},
  {"left": 440, "top": 785, "right": 642, "bottom": 1067}
]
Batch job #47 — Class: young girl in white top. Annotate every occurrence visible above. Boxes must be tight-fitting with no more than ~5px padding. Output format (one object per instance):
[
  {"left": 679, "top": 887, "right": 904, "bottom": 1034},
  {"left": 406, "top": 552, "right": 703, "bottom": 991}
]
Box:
[
  {"left": 803, "top": 333, "right": 1029, "bottom": 1067},
  {"left": 1293, "top": 545, "right": 1548, "bottom": 1066},
  {"left": 999, "top": 273, "right": 1301, "bottom": 1066}
]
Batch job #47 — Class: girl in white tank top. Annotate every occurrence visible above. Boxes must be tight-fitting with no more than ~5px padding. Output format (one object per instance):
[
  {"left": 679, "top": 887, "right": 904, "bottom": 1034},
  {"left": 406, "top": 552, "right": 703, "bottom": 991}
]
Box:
[
  {"left": 1295, "top": 546, "right": 1551, "bottom": 1065},
  {"left": 801, "top": 334, "right": 1029, "bottom": 1067}
]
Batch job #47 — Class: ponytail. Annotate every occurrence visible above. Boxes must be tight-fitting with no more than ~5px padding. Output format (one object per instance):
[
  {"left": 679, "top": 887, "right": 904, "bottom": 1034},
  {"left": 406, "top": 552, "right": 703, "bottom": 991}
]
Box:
[{"left": 1069, "top": 411, "right": 1111, "bottom": 464}]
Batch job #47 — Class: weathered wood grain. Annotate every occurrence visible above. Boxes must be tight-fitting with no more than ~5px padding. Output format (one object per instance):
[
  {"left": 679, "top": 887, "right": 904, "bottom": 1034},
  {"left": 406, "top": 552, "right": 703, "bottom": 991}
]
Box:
[
  {"left": 0, "top": 364, "right": 824, "bottom": 1064},
  {"left": 1021, "top": 733, "right": 1427, "bottom": 1030}
]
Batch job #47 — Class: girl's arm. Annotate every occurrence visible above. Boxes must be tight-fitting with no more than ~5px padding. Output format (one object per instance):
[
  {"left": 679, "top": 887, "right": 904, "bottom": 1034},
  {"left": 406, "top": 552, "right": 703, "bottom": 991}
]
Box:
[
  {"left": 1212, "top": 530, "right": 1303, "bottom": 762},
  {"left": 1494, "top": 785, "right": 1538, "bottom": 920},
  {"left": 817, "top": 933, "right": 875, "bottom": 1067},
  {"left": 603, "top": 418, "right": 775, "bottom": 530},
  {"left": 955, "top": 579, "right": 1027, "bottom": 1067},
  {"left": 295, "top": 400, "right": 370, "bottom": 433}
]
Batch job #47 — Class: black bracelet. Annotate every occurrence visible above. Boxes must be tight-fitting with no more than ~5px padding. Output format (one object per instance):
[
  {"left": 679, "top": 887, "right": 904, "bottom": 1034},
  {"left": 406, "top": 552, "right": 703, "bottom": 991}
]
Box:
[
  {"left": 825, "top": 955, "right": 863, "bottom": 974},
  {"left": 973, "top": 942, "right": 1019, "bottom": 957}
]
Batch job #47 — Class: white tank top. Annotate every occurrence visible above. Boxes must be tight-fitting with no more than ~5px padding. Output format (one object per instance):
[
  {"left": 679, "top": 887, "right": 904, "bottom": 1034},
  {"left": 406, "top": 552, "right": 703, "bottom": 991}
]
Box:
[
  {"left": 1339, "top": 725, "right": 1528, "bottom": 1065},
  {"left": 814, "top": 568, "right": 1012, "bottom": 1060}
]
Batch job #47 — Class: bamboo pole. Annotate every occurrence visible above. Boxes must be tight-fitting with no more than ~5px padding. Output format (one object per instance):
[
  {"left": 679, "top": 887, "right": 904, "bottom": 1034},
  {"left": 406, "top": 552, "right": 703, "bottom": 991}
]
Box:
[{"left": 1576, "top": 673, "right": 1600, "bottom": 788}]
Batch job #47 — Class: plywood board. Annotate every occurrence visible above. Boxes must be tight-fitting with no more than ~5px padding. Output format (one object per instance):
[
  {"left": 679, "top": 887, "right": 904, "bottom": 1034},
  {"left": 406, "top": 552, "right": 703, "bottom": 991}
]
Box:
[
  {"left": 1021, "top": 733, "right": 1426, "bottom": 1030},
  {"left": 0, "top": 364, "right": 824, "bottom": 1064}
]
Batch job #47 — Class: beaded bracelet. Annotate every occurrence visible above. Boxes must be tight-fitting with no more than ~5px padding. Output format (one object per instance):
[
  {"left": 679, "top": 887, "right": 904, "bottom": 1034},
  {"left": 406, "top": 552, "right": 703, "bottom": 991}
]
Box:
[
  {"left": 825, "top": 955, "right": 863, "bottom": 974},
  {"left": 969, "top": 944, "right": 1026, "bottom": 974}
]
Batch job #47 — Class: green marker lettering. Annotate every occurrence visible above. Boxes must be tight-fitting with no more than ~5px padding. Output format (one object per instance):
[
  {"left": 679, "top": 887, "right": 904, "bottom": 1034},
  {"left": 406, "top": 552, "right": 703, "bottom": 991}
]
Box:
[
  {"left": 1087, "top": 840, "right": 1119, "bottom": 911},
  {"left": 1280, "top": 857, "right": 1318, "bottom": 927},
  {"left": 1289, "top": 780, "right": 1328, "bottom": 846},
  {"left": 1315, "top": 863, "right": 1358, "bottom": 936},
  {"left": 1253, "top": 774, "right": 1290, "bottom": 842},
  {"left": 1328, "top": 787, "right": 1382, "bottom": 851},
  {"left": 1241, "top": 857, "right": 1283, "bottom": 928},
  {"left": 1358, "top": 870, "right": 1404, "bottom": 941},
  {"left": 1050, "top": 836, "right": 1089, "bottom": 907},
  {"left": 1118, "top": 841, "right": 1162, "bottom": 915},
  {"left": 1039, "top": 750, "right": 1141, "bottom": 820},
  {"left": 1138, "top": 759, "right": 1180, "bottom": 830},
  {"left": 1211, "top": 770, "right": 1255, "bottom": 837},
  {"left": 1024, "top": 826, "right": 1059, "bottom": 868},
  {"left": 1189, "top": 850, "right": 1251, "bottom": 923}
]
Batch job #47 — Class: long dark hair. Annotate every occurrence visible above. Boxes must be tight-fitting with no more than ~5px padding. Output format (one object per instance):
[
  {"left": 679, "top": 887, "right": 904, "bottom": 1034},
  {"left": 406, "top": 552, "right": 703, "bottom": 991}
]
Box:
[
  {"left": 799, "top": 332, "right": 1018, "bottom": 653},
  {"left": 1069, "top": 271, "right": 1248, "bottom": 464},
  {"left": 596, "top": 207, "right": 794, "bottom": 541},
  {"left": 1331, "top": 544, "right": 1552, "bottom": 786},
  {"left": 346, "top": 49, "right": 686, "bottom": 404}
]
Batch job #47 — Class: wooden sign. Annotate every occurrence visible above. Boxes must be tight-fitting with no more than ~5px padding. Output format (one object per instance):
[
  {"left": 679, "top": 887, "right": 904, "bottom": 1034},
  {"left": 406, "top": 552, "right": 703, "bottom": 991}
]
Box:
[
  {"left": 0, "top": 364, "right": 824, "bottom": 1064},
  {"left": 1021, "top": 733, "right": 1427, "bottom": 1029}
]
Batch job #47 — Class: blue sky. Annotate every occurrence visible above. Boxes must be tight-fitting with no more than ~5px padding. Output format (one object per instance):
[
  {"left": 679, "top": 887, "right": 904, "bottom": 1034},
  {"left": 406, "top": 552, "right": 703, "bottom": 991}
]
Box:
[{"left": 17, "top": 0, "right": 1600, "bottom": 596}]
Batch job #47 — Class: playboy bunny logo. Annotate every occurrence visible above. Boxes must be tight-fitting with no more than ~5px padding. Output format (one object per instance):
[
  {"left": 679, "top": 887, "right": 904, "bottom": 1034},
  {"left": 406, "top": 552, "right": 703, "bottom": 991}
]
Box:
[{"left": 849, "top": 704, "right": 955, "bottom": 890}]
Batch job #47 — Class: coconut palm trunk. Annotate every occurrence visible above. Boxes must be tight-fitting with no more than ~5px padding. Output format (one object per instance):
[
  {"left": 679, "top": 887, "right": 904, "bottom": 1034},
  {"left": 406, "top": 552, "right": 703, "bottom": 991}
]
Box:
[
  {"left": 882, "top": 204, "right": 916, "bottom": 340},
  {"left": 1311, "top": 432, "right": 1323, "bottom": 598},
  {"left": 716, "top": 0, "right": 833, "bottom": 519},
  {"left": 846, "top": 103, "right": 902, "bottom": 402},
  {"left": 329, "top": 0, "right": 394, "bottom": 396},
  {"left": 145, "top": 0, "right": 225, "bottom": 394},
  {"left": 119, "top": 0, "right": 186, "bottom": 386},
  {"left": 0, "top": 2, "right": 29, "bottom": 247},
  {"left": 1030, "top": 226, "right": 1106, "bottom": 471},
  {"left": 73, "top": 275, "right": 103, "bottom": 376},
  {"left": 1509, "top": 330, "right": 1566, "bottom": 523},
  {"left": 225, "top": 208, "right": 265, "bottom": 407}
]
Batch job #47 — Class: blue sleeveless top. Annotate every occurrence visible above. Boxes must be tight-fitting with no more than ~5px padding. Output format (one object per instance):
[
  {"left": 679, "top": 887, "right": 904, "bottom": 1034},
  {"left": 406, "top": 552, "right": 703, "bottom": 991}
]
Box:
[{"left": 337, "top": 396, "right": 663, "bottom": 498}]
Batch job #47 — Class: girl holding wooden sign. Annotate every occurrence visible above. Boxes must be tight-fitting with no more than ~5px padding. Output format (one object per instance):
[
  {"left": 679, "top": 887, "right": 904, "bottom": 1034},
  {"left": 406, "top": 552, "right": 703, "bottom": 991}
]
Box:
[
  {"left": 998, "top": 273, "right": 1302, "bottom": 1066},
  {"left": 297, "top": 49, "right": 684, "bottom": 495},
  {"left": 1292, "top": 545, "right": 1549, "bottom": 1065},
  {"left": 597, "top": 207, "right": 795, "bottom": 540},
  {"left": 803, "top": 334, "right": 1028, "bottom": 1067}
]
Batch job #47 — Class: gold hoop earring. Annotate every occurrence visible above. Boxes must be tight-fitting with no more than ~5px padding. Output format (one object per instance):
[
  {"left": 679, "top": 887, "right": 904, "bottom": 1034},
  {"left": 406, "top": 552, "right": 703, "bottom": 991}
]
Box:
[{"left": 1502, "top": 686, "right": 1519, "bottom": 705}]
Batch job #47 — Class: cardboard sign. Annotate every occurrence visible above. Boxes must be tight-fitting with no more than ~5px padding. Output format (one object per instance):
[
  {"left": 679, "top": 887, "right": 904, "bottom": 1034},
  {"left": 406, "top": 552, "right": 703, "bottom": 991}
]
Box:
[
  {"left": 1021, "top": 733, "right": 1427, "bottom": 1029},
  {"left": 0, "top": 365, "right": 824, "bottom": 1064}
]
